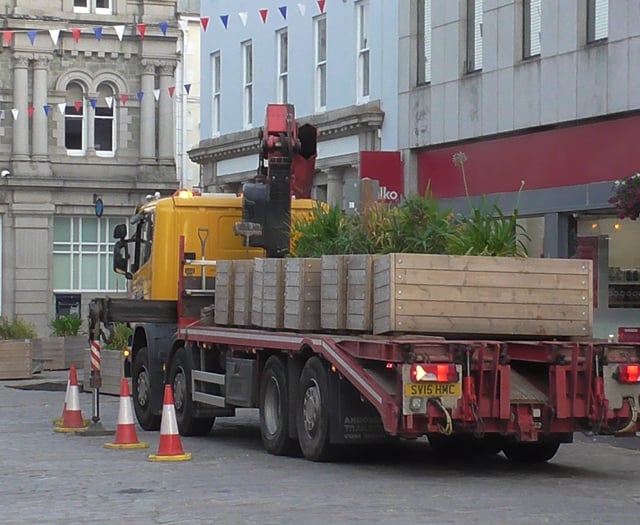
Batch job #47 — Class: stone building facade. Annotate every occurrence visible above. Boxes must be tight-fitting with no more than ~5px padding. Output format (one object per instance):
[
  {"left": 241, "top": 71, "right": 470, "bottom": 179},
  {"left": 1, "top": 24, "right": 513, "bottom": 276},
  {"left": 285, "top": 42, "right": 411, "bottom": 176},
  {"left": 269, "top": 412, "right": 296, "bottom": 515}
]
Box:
[{"left": 0, "top": 0, "right": 180, "bottom": 335}]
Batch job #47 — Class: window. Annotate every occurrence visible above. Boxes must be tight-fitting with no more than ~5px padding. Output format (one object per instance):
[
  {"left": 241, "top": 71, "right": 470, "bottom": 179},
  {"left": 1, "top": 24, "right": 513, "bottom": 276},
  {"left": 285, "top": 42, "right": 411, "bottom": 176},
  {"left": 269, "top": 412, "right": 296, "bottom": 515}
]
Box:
[
  {"left": 466, "top": 0, "right": 483, "bottom": 72},
  {"left": 356, "top": 1, "right": 370, "bottom": 100},
  {"left": 95, "top": 83, "right": 114, "bottom": 156},
  {"left": 587, "top": 0, "right": 608, "bottom": 42},
  {"left": 418, "top": 0, "right": 432, "bottom": 83},
  {"left": 523, "top": 0, "right": 541, "bottom": 58},
  {"left": 242, "top": 40, "right": 253, "bottom": 128},
  {"left": 315, "top": 15, "right": 327, "bottom": 110},
  {"left": 212, "top": 52, "right": 221, "bottom": 134},
  {"left": 53, "top": 216, "right": 128, "bottom": 293},
  {"left": 277, "top": 29, "right": 289, "bottom": 103},
  {"left": 73, "top": 0, "right": 112, "bottom": 14},
  {"left": 65, "top": 82, "right": 85, "bottom": 155}
]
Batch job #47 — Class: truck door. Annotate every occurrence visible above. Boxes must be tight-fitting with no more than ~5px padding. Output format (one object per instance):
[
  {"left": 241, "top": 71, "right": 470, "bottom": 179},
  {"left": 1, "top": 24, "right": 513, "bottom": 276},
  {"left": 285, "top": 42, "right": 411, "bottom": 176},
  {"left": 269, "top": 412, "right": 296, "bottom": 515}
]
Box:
[{"left": 130, "top": 212, "right": 155, "bottom": 299}]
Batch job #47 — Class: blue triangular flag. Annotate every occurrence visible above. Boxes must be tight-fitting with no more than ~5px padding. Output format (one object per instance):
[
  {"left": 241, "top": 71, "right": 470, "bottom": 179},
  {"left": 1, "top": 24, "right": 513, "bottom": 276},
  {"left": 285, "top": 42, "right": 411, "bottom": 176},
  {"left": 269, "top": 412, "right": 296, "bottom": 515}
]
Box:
[
  {"left": 43, "top": 105, "right": 51, "bottom": 116},
  {"left": 220, "top": 14, "right": 229, "bottom": 29},
  {"left": 93, "top": 27, "right": 103, "bottom": 41},
  {"left": 0, "top": 109, "right": 4, "bottom": 119},
  {"left": 184, "top": 84, "right": 191, "bottom": 94},
  {"left": 28, "top": 30, "right": 37, "bottom": 45},
  {"left": 279, "top": 6, "right": 287, "bottom": 20},
  {"left": 90, "top": 98, "right": 97, "bottom": 109},
  {"left": 159, "top": 21, "right": 168, "bottom": 36},
  {"left": 137, "top": 91, "right": 144, "bottom": 103}
]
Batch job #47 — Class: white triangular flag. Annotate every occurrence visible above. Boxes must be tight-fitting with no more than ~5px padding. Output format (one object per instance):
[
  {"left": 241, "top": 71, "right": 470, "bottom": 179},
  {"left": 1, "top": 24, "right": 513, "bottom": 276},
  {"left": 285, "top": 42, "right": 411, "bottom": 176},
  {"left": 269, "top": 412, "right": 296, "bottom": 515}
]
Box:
[
  {"left": 11, "top": 108, "right": 19, "bottom": 120},
  {"left": 58, "top": 102, "right": 66, "bottom": 114},
  {"left": 297, "top": 3, "right": 306, "bottom": 16},
  {"left": 114, "top": 25, "right": 125, "bottom": 41},
  {"left": 179, "top": 19, "right": 188, "bottom": 32},
  {"left": 153, "top": 89, "right": 160, "bottom": 101},
  {"left": 49, "top": 29, "right": 60, "bottom": 46},
  {"left": 239, "top": 12, "right": 248, "bottom": 26},
  {"left": 105, "top": 96, "right": 113, "bottom": 109}
]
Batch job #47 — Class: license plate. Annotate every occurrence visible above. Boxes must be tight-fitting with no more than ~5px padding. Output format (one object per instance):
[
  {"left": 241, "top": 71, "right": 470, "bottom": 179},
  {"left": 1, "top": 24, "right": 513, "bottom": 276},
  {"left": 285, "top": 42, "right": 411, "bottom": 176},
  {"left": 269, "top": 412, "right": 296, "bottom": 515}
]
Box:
[{"left": 404, "top": 382, "right": 462, "bottom": 397}]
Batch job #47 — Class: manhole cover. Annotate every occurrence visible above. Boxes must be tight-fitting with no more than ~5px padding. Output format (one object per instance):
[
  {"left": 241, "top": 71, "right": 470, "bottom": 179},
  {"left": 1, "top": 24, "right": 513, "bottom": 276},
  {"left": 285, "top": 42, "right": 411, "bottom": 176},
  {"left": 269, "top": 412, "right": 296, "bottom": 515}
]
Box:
[{"left": 8, "top": 382, "right": 67, "bottom": 392}]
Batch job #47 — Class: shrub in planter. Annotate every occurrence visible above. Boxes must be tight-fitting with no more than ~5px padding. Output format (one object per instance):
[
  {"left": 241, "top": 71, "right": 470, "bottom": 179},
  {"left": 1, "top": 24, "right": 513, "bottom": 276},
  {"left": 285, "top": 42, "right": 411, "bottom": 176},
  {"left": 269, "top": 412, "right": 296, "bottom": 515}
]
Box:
[
  {"left": 0, "top": 316, "right": 36, "bottom": 380},
  {"left": 49, "top": 314, "right": 83, "bottom": 337}
]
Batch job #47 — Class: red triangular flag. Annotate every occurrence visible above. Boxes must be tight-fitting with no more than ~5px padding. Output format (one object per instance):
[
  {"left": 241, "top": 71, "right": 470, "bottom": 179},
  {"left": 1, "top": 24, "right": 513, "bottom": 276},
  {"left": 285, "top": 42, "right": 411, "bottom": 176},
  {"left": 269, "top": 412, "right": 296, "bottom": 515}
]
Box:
[
  {"left": 259, "top": 9, "right": 269, "bottom": 24},
  {"left": 168, "top": 86, "right": 175, "bottom": 97},
  {"left": 28, "top": 106, "right": 35, "bottom": 118},
  {"left": 2, "top": 30, "right": 13, "bottom": 46},
  {"left": 318, "top": 0, "right": 326, "bottom": 14},
  {"left": 74, "top": 100, "right": 82, "bottom": 113},
  {"left": 121, "top": 94, "right": 128, "bottom": 106},
  {"left": 72, "top": 28, "right": 81, "bottom": 43},
  {"left": 137, "top": 23, "right": 146, "bottom": 38},
  {"left": 200, "top": 17, "right": 210, "bottom": 31}
]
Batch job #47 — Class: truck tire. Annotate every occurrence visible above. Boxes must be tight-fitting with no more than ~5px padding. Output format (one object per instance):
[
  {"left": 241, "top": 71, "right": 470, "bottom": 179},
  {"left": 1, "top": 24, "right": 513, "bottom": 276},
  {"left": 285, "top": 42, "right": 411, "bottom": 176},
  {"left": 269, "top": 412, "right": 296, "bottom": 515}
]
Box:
[
  {"left": 132, "top": 347, "right": 161, "bottom": 431},
  {"left": 502, "top": 440, "right": 560, "bottom": 463},
  {"left": 259, "top": 356, "right": 298, "bottom": 456},
  {"left": 169, "top": 347, "right": 215, "bottom": 437},
  {"left": 296, "top": 357, "right": 335, "bottom": 461}
]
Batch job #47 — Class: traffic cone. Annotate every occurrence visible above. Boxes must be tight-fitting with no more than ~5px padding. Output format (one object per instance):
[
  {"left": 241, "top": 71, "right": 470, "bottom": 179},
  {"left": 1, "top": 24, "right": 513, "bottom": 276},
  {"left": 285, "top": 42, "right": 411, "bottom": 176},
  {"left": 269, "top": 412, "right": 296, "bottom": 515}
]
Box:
[
  {"left": 54, "top": 365, "right": 87, "bottom": 433},
  {"left": 52, "top": 377, "right": 70, "bottom": 427},
  {"left": 104, "top": 378, "right": 149, "bottom": 449},
  {"left": 148, "top": 384, "right": 192, "bottom": 462}
]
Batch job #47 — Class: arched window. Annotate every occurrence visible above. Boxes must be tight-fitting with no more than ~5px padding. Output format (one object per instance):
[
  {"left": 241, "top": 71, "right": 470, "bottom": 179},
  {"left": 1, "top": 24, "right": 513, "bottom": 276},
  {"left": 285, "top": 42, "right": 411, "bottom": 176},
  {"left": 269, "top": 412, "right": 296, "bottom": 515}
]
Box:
[
  {"left": 65, "top": 82, "right": 85, "bottom": 155},
  {"left": 95, "top": 83, "right": 115, "bottom": 156}
]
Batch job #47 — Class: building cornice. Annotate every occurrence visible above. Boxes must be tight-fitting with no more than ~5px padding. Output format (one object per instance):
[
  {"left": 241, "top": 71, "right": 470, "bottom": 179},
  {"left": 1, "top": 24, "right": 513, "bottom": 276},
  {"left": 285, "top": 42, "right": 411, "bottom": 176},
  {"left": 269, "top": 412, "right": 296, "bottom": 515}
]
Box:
[{"left": 189, "top": 100, "right": 385, "bottom": 164}]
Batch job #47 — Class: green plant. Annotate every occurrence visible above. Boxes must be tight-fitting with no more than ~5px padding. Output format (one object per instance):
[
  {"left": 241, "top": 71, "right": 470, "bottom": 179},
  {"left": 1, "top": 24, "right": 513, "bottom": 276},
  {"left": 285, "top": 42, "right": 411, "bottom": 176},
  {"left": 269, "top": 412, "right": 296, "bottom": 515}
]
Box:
[
  {"left": 0, "top": 316, "right": 37, "bottom": 340},
  {"left": 49, "top": 314, "right": 83, "bottom": 337},
  {"left": 609, "top": 173, "right": 640, "bottom": 220},
  {"left": 104, "top": 322, "right": 133, "bottom": 350}
]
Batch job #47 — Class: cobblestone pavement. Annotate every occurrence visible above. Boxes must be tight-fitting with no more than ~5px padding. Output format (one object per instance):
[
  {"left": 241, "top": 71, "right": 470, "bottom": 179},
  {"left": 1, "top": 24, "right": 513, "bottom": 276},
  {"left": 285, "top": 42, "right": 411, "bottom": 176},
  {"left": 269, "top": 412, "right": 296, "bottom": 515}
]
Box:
[{"left": 1, "top": 371, "right": 640, "bottom": 525}]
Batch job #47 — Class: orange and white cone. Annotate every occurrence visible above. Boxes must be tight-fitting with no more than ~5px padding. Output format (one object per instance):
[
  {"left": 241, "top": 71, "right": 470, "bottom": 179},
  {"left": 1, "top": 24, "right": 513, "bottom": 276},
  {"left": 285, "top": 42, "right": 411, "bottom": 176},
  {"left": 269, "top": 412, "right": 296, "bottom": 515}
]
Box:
[
  {"left": 54, "top": 365, "right": 87, "bottom": 433},
  {"left": 148, "top": 384, "right": 192, "bottom": 462},
  {"left": 104, "top": 378, "right": 149, "bottom": 449}
]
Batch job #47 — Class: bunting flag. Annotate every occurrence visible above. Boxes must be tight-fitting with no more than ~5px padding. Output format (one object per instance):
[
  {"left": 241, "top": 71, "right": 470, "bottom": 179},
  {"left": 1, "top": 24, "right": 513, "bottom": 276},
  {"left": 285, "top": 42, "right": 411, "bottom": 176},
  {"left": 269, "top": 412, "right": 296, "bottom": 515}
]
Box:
[
  {"left": 71, "top": 28, "right": 81, "bottom": 43},
  {"left": 89, "top": 98, "right": 97, "bottom": 110},
  {"left": 3, "top": 31, "right": 13, "bottom": 46},
  {"left": 27, "top": 30, "right": 37, "bottom": 45},
  {"left": 297, "top": 3, "right": 306, "bottom": 16},
  {"left": 168, "top": 86, "right": 175, "bottom": 98},
  {"left": 74, "top": 100, "right": 82, "bottom": 113},
  {"left": 114, "top": 25, "right": 125, "bottom": 41},
  {"left": 28, "top": 106, "right": 35, "bottom": 118},
  {"left": 153, "top": 89, "right": 160, "bottom": 101},
  {"left": 179, "top": 19, "right": 189, "bottom": 32},
  {"left": 105, "top": 96, "right": 113, "bottom": 109},
  {"left": 220, "top": 15, "right": 229, "bottom": 29},
  {"left": 279, "top": 6, "right": 287, "bottom": 20},
  {"left": 11, "top": 109, "right": 19, "bottom": 120},
  {"left": 93, "top": 27, "right": 103, "bottom": 41},
  {"left": 136, "top": 23, "right": 146, "bottom": 39},
  {"left": 184, "top": 84, "right": 191, "bottom": 95},
  {"left": 137, "top": 91, "right": 144, "bottom": 103},
  {"left": 159, "top": 21, "right": 168, "bottom": 36},
  {"left": 201, "top": 17, "right": 210, "bottom": 31},
  {"left": 259, "top": 9, "right": 268, "bottom": 24},
  {"left": 318, "top": 0, "right": 326, "bottom": 13},
  {"left": 49, "top": 29, "right": 60, "bottom": 45},
  {"left": 239, "top": 12, "right": 248, "bottom": 27},
  {"left": 121, "top": 94, "right": 129, "bottom": 106},
  {"left": 43, "top": 105, "right": 51, "bottom": 117},
  {"left": 57, "top": 103, "right": 66, "bottom": 115},
  {"left": 0, "top": 110, "right": 4, "bottom": 120}
]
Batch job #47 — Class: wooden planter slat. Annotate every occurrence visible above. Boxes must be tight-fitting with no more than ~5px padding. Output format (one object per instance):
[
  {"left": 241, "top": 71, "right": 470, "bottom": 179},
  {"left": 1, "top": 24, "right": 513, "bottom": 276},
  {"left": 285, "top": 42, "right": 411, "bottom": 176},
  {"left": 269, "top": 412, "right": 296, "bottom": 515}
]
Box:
[
  {"left": 252, "top": 258, "right": 285, "bottom": 329},
  {"left": 285, "top": 258, "right": 322, "bottom": 331},
  {"left": 233, "top": 260, "right": 253, "bottom": 326},
  {"left": 0, "top": 340, "right": 32, "bottom": 380},
  {"left": 214, "top": 260, "right": 234, "bottom": 326}
]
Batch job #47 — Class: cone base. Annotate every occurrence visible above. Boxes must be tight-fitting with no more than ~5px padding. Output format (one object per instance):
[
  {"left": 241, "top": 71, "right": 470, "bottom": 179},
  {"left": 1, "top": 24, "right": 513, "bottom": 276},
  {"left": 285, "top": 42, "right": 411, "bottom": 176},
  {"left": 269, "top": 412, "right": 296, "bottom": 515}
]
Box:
[
  {"left": 53, "top": 417, "right": 90, "bottom": 427},
  {"left": 54, "top": 426, "right": 87, "bottom": 433},
  {"left": 104, "top": 441, "right": 150, "bottom": 450},
  {"left": 148, "top": 452, "right": 192, "bottom": 462}
]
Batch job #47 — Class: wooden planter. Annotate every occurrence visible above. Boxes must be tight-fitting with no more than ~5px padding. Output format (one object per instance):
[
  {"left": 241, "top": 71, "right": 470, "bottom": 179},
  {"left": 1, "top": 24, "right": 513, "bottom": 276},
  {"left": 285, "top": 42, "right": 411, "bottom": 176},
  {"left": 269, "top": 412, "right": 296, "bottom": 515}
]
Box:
[
  {"left": 0, "top": 340, "right": 32, "bottom": 380},
  {"left": 284, "top": 258, "right": 322, "bottom": 331},
  {"left": 83, "top": 348, "right": 127, "bottom": 395},
  {"left": 252, "top": 258, "right": 285, "bottom": 329},
  {"left": 32, "top": 337, "right": 65, "bottom": 370},
  {"left": 214, "top": 260, "right": 234, "bottom": 326},
  {"left": 63, "top": 336, "right": 87, "bottom": 369},
  {"left": 373, "top": 253, "right": 593, "bottom": 337},
  {"left": 233, "top": 260, "right": 254, "bottom": 326}
]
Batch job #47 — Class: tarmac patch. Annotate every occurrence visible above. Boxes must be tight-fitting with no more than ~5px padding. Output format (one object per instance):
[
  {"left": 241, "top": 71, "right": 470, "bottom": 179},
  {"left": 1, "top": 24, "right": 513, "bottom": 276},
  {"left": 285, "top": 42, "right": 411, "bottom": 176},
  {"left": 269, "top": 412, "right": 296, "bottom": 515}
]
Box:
[
  {"left": 8, "top": 382, "right": 67, "bottom": 392},
  {"left": 116, "top": 488, "right": 155, "bottom": 494}
]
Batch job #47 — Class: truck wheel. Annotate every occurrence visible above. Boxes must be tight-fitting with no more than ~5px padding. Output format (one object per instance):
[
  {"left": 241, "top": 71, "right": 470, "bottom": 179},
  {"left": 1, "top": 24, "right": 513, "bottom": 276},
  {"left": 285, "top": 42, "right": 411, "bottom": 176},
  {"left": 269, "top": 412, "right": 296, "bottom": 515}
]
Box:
[
  {"left": 132, "top": 347, "right": 161, "bottom": 431},
  {"left": 260, "top": 356, "right": 298, "bottom": 456},
  {"left": 502, "top": 440, "right": 560, "bottom": 463},
  {"left": 169, "top": 347, "right": 215, "bottom": 437},
  {"left": 296, "top": 357, "right": 335, "bottom": 461}
]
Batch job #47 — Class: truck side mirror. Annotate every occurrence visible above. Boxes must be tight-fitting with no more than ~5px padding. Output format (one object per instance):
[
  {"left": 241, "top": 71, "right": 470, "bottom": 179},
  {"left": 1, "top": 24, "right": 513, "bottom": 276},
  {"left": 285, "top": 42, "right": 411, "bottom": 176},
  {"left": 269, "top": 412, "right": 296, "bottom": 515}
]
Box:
[
  {"left": 113, "top": 239, "right": 132, "bottom": 279},
  {"left": 113, "top": 223, "right": 127, "bottom": 240}
]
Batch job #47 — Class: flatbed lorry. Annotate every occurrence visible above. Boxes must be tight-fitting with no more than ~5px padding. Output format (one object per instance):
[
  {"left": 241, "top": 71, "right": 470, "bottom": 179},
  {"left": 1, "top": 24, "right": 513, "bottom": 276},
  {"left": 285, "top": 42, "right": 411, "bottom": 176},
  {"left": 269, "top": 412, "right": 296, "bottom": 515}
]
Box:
[{"left": 89, "top": 104, "right": 640, "bottom": 462}]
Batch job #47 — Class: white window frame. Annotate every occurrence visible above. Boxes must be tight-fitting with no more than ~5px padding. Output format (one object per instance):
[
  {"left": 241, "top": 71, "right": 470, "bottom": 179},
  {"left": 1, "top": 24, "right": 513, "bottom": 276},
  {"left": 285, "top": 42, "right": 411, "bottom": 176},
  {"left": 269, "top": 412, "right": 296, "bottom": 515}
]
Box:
[
  {"left": 276, "top": 29, "right": 289, "bottom": 104},
  {"left": 212, "top": 52, "right": 221, "bottom": 135},
  {"left": 73, "top": 0, "right": 112, "bottom": 15},
  {"left": 314, "top": 15, "right": 327, "bottom": 111},
  {"left": 466, "top": 0, "right": 483, "bottom": 73},
  {"left": 523, "top": 0, "right": 541, "bottom": 59},
  {"left": 94, "top": 83, "right": 115, "bottom": 158},
  {"left": 65, "top": 82, "right": 86, "bottom": 156},
  {"left": 53, "top": 216, "right": 128, "bottom": 293},
  {"left": 418, "top": 0, "right": 432, "bottom": 84},
  {"left": 587, "top": 0, "right": 608, "bottom": 43},
  {"left": 242, "top": 40, "right": 253, "bottom": 128},
  {"left": 356, "top": 1, "right": 370, "bottom": 101}
]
